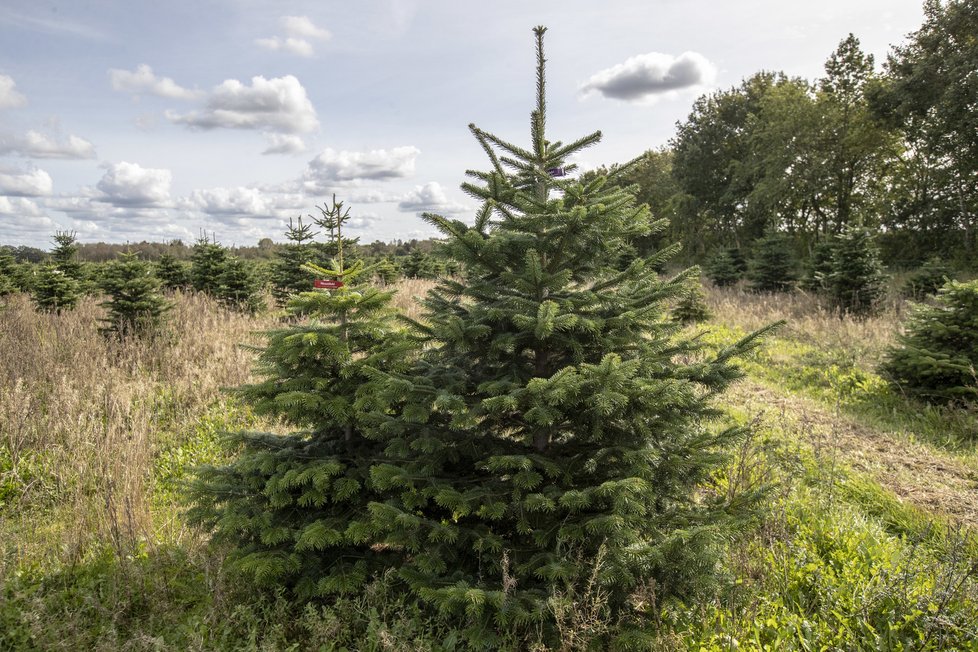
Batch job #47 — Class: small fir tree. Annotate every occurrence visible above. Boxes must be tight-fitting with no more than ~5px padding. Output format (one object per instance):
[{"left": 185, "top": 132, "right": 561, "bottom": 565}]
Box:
[
  {"left": 0, "top": 253, "right": 17, "bottom": 298},
  {"left": 880, "top": 280, "right": 978, "bottom": 404},
  {"left": 50, "top": 231, "right": 83, "bottom": 281},
  {"left": 156, "top": 253, "right": 190, "bottom": 290},
  {"left": 706, "top": 248, "right": 742, "bottom": 287},
  {"left": 271, "top": 216, "right": 318, "bottom": 305},
  {"left": 191, "top": 235, "right": 228, "bottom": 295},
  {"left": 188, "top": 197, "right": 411, "bottom": 599},
  {"left": 828, "top": 224, "right": 887, "bottom": 315},
  {"left": 99, "top": 252, "right": 171, "bottom": 337},
  {"left": 800, "top": 240, "right": 836, "bottom": 292},
  {"left": 217, "top": 256, "right": 264, "bottom": 313},
  {"left": 364, "top": 27, "right": 772, "bottom": 644},
  {"left": 673, "top": 277, "right": 712, "bottom": 324},
  {"left": 902, "top": 257, "right": 952, "bottom": 299},
  {"left": 748, "top": 232, "right": 796, "bottom": 292},
  {"left": 375, "top": 257, "right": 400, "bottom": 285},
  {"left": 32, "top": 264, "right": 81, "bottom": 312}
]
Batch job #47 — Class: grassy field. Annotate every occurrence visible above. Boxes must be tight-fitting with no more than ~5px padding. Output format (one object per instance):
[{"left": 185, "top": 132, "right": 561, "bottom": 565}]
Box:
[{"left": 1, "top": 279, "right": 977, "bottom": 650}]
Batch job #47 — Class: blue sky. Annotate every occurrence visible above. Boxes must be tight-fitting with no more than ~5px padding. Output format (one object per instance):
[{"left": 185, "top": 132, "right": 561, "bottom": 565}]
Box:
[{"left": 0, "top": 0, "right": 924, "bottom": 248}]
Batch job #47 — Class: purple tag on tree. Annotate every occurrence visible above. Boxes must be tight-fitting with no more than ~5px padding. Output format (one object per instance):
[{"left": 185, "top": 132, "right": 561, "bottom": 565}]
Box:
[{"left": 547, "top": 167, "right": 566, "bottom": 177}]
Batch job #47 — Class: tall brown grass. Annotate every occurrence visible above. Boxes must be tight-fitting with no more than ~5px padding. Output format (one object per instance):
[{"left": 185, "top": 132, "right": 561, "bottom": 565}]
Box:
[
  {"left": 0, "top": 291, "right": 272, "bottom": 575},
  {"left": 703, "top": 282, "right": 907, "bottom": 367}
]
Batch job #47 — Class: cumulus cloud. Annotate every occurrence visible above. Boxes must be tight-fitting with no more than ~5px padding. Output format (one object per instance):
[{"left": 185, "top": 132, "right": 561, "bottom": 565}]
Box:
[
  {"left": 0, "top": 196, "right": 45, "bottom": 217},
  {"left": 256, "top": 15, "right": 330, "bottom": 57},
  {"left": 262, "top": 133, "right": 307, "bottom": 155},
  {"left": 580, "top": 51, "right": 716, "bottom": 102},
  {"left": 0, "top": 130, "right": 96, "bottom": 159},
  {"left": 0, "top": 167, "right": 53, "bottom": 196},
  {"left": 180, "top": 186, "right": 307, "bottom": 221},
  {"left": 282, "top": 15, "right": 331, "bottom": 40},
  {"left": 96, "top": 161, "right": 172, "bottom": 207},
  {"left": 300, "top": 146, "right": 419, "bottom": 193},
  {"left": 0, "top": 74, "right": 27, "bottom": 109},
  {"left": 397, "top": 182, "right": 470, "bottom": 215},
  {"left": 255, "top": 37, "right": 314, "bottom": 57},
  {"left": 346, "top": 213, "right": 381, "bottom": 230},
  {"left": 109, "top": 64, "right": 201, "bottom": 100},
  {"left": 167, "top": 75, "right": 319, "bottom": 134}
]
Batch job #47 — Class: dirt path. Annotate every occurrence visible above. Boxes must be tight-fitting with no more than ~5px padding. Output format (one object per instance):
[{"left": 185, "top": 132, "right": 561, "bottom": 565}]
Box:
[{"left": 726, "top": 378, "right": 978, "bottom": 528}]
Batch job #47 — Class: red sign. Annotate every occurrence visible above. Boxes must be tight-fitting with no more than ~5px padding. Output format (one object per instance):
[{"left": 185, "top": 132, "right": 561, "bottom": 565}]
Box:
[{"left": 314, "top": 279, "right": 344, "bottom": 289}]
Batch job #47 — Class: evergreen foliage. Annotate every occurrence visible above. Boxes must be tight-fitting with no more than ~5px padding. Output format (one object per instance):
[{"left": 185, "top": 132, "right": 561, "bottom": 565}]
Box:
[
  {"left": 191, "top": 236, "right": 229, "bottom": 295},
  {"left": 902, "top": 257, "right": 952, "bottom": 299},
  {"left": 99, "top": 252, "right": 171, "bottom": 337},
  {"left": 188, "top": 197, "right": 410, "bottom": 599},
  {"left": 156, "top": 253, "right": 190, "bottom": 290},
  {"left": 800, "top": 240, "right": 836, "bottom": 292},
  {"left": 827, "top": 224, "right": 888, "bottom": 315},
  {"left": 50, "top": 231, "right": 83, "bottom": 281},
  {"left": 31, "top": 264, "right": 81, "bottom": 312},
  {"left": 375, "top": 258, "right": 400, "bottom": 285},
  {"left": 271, "top": 217, "right": 318, "bottom": 305},
  {"left": 673, "top": 277, "right": 712, "bottom": 324},
  {"left": 0, "top": 253, "right": 16, "bottom": 298},
  {"left": 706, "top": 248, "right": 743, "bottom": 287},
  {"left": 363, "top": 27, "right": 773, "bottom": 643},
  {"left": 748, "top": 232, "right": 797, "bottom": 293},
  {"left": 217, "top": 256, "right": 264, "bottom": 314},
  {"left": 880, "top": 280, "right": 978, "bottom": 404}
]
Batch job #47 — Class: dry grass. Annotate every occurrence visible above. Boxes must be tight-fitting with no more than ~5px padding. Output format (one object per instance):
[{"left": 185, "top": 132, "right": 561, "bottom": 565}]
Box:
[
  {"left": 390, "top": 277, "right": 437, "bottom": 321},
  {"left": 703, "top": 282, "right": 907, "bottom": 367},
  {"left": 0, "top": 291, "right": 272, "bottom": 574}
]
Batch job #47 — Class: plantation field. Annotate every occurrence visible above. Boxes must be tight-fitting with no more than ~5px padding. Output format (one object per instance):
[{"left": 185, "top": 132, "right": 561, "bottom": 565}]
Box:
[{"left": 1, "top": 279, "right": 976, "bottom": 651}]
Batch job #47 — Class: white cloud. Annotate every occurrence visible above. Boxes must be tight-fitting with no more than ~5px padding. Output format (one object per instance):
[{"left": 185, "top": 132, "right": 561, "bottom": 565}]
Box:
[
  {"left": 346, "top": 213, "right": 381, "bottom": 230},
  {"left": 262, "top": 133, "right": 307, "bottom": 155},
  {"left": 109, "top": 64, "right": 201, "bottom": 100},
  {"left": 256, "top": 16, "right": 330, "bottom": 58},
  {"left": 255, "top": 36, "right": 314, "bottom": 57},
  {"left": 181, "top": 186, "right": 307, "bottom": 222},
  {"left": 0, "top": 196, "right": 45, "bottom": 217},
  {"left": 0, "top": 167, "right": 52, "bottom": 197},
  {"left": 96, "top": 161, "right": 172, "bottom": 207},
  {"left": 0, "top": 130, "right": 96, "bottom": 159},
  {"left": 300, "top": 146, "right": 419, "bottom": 193},
  {"left": 167, "top": 75, "right": 319, "bottom": 134},
  {"left": 0, "top": 74, "right": 27, "bottom": 109},
  {"left": 282, "top": 15, "right": 331, "bottom": 40},
  {"left": 183, "top": 186, "right": 273, "bottom": 218},
  {"left": 580, "top": 51, "right": 716, "bottom": 102},
  {"left": 397, "top": 182, "right": 470, "bottom": 215}
]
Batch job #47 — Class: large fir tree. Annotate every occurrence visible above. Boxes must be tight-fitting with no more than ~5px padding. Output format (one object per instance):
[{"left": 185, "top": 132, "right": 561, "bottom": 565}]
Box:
[
  {"left": 189, "top": 197, "right": 411, "bottom": 598},
  {"left": 364, "top": 27, "right": 772, "bottom": 644}
]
